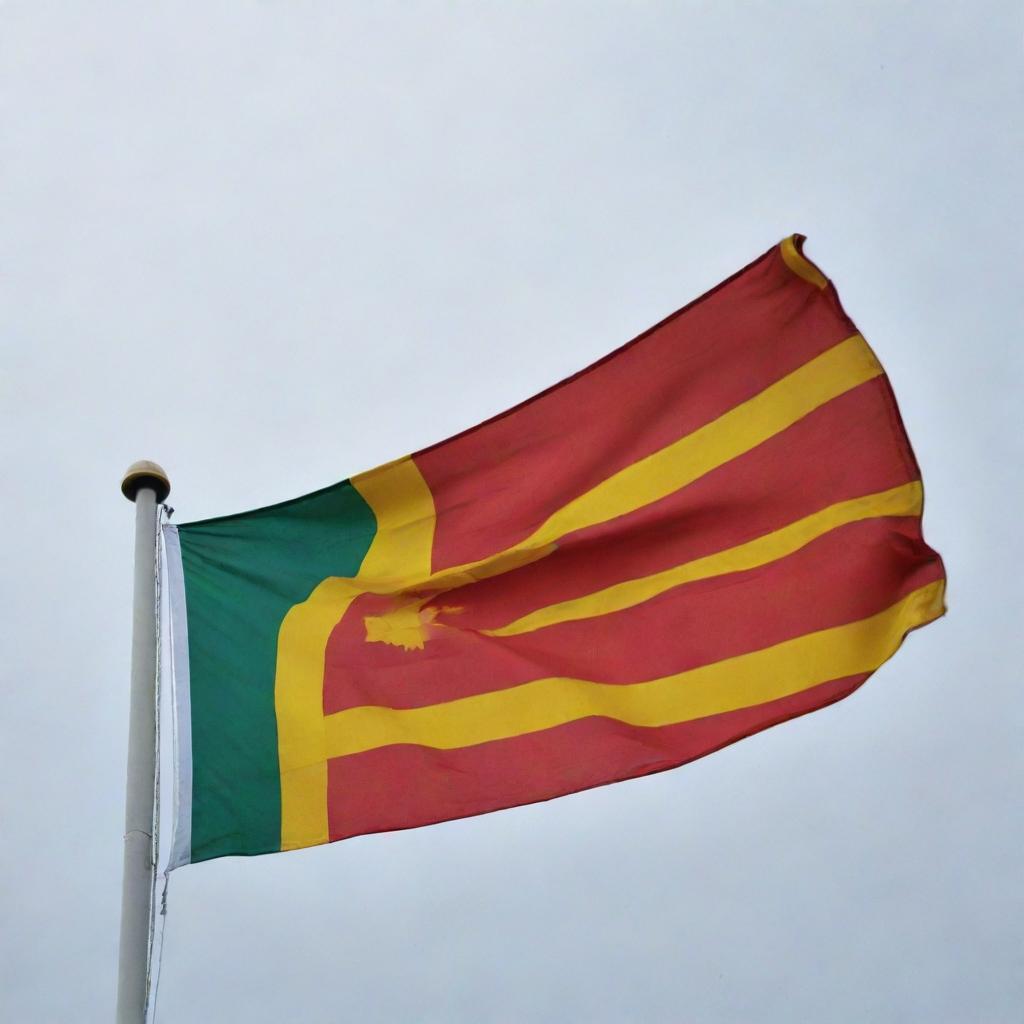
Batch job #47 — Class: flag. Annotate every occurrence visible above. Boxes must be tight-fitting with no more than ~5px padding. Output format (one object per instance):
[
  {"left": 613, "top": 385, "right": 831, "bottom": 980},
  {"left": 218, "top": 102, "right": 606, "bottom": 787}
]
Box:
[{"left": 164, "top": 235, "right": 946, "bottom": 867}]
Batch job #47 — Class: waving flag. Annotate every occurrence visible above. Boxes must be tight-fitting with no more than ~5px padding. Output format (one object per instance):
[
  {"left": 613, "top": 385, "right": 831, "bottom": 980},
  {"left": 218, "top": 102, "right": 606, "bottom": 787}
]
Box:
[{"left": 164, "top": 235, "right": 945, "bottom": 867}]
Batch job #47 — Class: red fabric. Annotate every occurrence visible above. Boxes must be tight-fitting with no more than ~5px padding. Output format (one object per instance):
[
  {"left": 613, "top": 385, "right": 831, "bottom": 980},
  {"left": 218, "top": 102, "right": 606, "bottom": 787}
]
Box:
[
  {"left": 323, "top": 516, "right": 941, "bottom": 715},
  {"left": 414, "top": 377, "right": 917, "bottom": 633},
  {"left": 415, "top": 245, "right": 854, "bottom": 571},
  {"left": 327, "top": 674, "right": 870, "bottom": 843},
  {"left": 320, "top": 238, "right": 944, "bottom": 843}
]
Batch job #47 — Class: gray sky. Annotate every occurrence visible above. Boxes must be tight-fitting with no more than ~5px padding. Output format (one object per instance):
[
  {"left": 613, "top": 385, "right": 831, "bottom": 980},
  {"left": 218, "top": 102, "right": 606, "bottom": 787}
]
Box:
[{"left": 3, "top": 3, "right": 1022, "bottom": 1021}]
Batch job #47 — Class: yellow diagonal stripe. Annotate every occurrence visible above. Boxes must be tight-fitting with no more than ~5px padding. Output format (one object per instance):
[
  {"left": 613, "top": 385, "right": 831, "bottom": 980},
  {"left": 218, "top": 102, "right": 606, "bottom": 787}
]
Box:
[
  {"left": 356, "top": 334, "right": 883, "bottom": 594},
  {"left": 348, "top": 335, "right": 884, "bottom": 593},
  {"left": 509, "top": 334, "right": 880, "bottom": 557},
  {"left": 277, "top": 332, "right": 885, "bottom": 849},
  {"left": 484, "top": 481, "right": 923, "bottom": 638},
  {"left": 323, "top": 579, "right": 945, "bottom": 759}
]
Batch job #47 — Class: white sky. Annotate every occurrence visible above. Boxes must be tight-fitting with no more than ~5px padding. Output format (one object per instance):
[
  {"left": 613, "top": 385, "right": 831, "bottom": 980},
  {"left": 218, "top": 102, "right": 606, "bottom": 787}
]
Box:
[{"left": 3, "top": 3, "right": 1022, "bottom": 1021}]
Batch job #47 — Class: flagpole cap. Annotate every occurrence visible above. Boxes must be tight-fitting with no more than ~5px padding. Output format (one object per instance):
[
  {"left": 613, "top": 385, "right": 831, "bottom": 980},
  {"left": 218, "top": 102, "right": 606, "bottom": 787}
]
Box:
[{"left": 121, "top": 460, "right": 171, "bottom": 503}]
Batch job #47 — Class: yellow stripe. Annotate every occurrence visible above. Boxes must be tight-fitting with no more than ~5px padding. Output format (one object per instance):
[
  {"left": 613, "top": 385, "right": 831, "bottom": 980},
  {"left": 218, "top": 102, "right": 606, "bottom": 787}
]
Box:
[
  {"left": 324, "top": 580, "right": 944, "bottom": 759},
  {"left": 781, "top": 234, "right": 829, "bottom": 289},
  {"left": 352, "top": 457, "right": 435, "bottom": 585},
  {"left": 276, "top": 333, "right": 883, "bottom": 849},
  {"left": 277, "top": 577, "right": 360, "bottom": 849},
  {"left": 485, "top": 481, "right": 923, "bottom": 637},
  {"left": 279, "top": 761, "right": 328, "bottom": 852},
  {"left": 276, "top": 456, "right": 437, "bottom": 851},
  {"left": 518, "top": 335, "right": 879, "bottom": 552},
  {"left": 391, "top": 333, "right": 882, "bottom": 595}
]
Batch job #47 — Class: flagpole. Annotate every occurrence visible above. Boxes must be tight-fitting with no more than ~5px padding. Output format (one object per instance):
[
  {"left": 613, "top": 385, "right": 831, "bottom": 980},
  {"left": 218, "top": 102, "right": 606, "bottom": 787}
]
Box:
[{"left": 117, "top": 461, "right": 170, "bottom": 1024}]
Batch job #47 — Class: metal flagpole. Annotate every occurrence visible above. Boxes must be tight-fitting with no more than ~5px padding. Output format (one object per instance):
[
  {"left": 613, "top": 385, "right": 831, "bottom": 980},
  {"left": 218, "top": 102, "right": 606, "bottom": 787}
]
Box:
[{"left": 118, "top": 461, "right": 171, "bottom": 1024}]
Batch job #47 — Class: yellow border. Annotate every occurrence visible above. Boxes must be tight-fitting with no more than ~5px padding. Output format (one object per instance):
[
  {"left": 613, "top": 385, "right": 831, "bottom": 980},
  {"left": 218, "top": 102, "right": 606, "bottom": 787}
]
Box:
[
  {"left": 781, "top": 234, "right": 829, "bottom": 290},
  {"left": 273, "top": 333, "right": 885, "bottom": 851},
  {"left": 275, "top": 457, "right": 437, "bottom": 851}
]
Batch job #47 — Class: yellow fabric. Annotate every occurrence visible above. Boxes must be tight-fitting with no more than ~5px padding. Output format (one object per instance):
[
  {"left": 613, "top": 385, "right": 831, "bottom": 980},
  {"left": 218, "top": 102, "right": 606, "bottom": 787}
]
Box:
[
  {"left": 485, "top": 481, "right": 923, "bottom": 637},
  {"left": 413, "top": 333, "right": 881, "bottom": 595},
  {"left": 323, "top": 581, "right": 945, "bottom": 758},
  {"left": 276, "top": 457, "right": 436, "bottom": 850},
  {"left": 274, "top": 333, "right": 886, "bottom": 850},
  {"left": 781, "top": 235, "right": 829, "bottom": 289}
]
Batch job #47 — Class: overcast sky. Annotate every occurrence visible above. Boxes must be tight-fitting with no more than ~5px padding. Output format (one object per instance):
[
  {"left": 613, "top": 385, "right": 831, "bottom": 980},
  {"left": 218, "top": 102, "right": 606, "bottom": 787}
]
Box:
[{"left": 3, "top": 3, "right": 1022, "bottom": 1021}]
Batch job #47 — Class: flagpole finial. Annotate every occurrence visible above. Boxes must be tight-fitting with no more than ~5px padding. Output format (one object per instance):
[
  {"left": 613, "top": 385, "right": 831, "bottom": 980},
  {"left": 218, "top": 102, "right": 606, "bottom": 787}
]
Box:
[{"left": 121, "top": 460, "right": 171, "bottom": 503}]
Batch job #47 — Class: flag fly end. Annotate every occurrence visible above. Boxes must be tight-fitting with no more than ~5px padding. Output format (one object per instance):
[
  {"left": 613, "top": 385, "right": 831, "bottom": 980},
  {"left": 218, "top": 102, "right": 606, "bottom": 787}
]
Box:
[{"left": 780, "top": 234, "right": 829, "bottom": 290}]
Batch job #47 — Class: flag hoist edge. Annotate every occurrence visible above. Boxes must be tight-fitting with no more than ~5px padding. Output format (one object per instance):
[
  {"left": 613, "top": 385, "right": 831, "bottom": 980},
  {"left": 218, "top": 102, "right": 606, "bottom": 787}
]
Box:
[{"left": 163, "top": 235, "right": 947, "bottom": 868}]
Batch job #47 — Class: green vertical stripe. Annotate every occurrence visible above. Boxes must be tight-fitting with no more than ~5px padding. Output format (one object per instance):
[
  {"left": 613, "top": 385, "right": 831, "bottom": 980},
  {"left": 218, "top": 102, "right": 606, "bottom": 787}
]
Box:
[{"left": 178, "top": 480, "right": 377, "bottom": 863}]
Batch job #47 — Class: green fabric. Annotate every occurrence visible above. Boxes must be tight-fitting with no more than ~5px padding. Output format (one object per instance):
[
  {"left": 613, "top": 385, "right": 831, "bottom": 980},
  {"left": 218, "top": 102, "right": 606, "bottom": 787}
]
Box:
[{"left": 178, "top": 481, "right": 377, "bottom": 862}]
